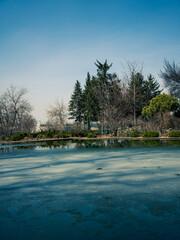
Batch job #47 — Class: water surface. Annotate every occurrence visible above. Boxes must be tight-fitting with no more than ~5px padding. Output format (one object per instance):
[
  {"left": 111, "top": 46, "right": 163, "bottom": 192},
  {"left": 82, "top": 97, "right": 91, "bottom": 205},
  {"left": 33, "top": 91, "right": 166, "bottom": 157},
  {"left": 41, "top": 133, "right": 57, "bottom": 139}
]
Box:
[{"left": 0, "top": 140, "right": 180, "bottom": 240}]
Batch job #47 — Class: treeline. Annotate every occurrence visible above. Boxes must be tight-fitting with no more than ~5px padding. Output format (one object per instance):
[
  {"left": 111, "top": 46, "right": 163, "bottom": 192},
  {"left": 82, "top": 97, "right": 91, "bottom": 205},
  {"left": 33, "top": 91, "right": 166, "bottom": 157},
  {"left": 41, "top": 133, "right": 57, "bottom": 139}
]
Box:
[
  {"left": 0, "top": 59, "right": 179, "bottom": 140},
  {"left": 68, "top": 60, "right": 180, "bottom": 136}
]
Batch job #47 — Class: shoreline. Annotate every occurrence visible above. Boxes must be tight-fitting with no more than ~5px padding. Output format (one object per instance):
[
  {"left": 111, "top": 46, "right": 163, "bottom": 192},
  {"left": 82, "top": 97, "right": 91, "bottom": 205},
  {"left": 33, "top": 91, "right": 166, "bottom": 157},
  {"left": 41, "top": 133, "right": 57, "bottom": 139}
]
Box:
[{"left": 0, "top": 136, "right": 180, "bottom": 145}]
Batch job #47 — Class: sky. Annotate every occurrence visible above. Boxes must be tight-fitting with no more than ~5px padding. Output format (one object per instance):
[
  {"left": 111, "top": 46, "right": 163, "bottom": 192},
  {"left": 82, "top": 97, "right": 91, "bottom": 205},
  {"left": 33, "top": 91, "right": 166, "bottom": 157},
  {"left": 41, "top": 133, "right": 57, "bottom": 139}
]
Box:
[{"left": 0, "top": 0, "right": 180, "bottom": 121}]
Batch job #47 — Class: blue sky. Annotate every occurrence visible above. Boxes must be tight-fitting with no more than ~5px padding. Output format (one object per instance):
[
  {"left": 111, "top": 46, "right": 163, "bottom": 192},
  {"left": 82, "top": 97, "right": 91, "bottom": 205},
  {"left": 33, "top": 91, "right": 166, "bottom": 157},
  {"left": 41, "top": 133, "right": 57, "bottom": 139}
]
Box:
[{"left": 0, "top": 0, "right": 180, "bottom": 121}]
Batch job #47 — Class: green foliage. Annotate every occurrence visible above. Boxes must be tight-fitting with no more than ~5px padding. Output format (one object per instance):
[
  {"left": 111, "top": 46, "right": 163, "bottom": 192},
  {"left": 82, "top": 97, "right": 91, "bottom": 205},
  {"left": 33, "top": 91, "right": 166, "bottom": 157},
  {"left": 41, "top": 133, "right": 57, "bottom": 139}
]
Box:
[
  {"left": 142, "top": 94, "right": 179, "bottom": 117},
  {"left": 82, "top": 73, "right": 99, "bottom": 129},
  {"left": 142, "top": 131, "right": 159, "bottom": 137},
  {"left": 46, "top": 130, "right": 56, "bottom": 138},
  {"left": 60, "top": 133, "right": 70, "bottom": 138},
  {"left": 87, "top": 132, "right": 97, "bottom": 138},
  {"left": 69, "top": 80, "right": 84, "bottom": 124},
  {"left": 35, "top": 130, "right": 70, "bottom": 139},
  {"left": 53, "top": 132, "right": 62, "bottom": 138},
  {"left": 95, "top": 59, "right": 113, "bottom": 84},
  {"left": 70, "top": 130, "right": 89, "bottom": 137},
  {"left": 36, "top": 132, "right": 46, "bottom": 139},
  {"left": 130, "top": 130, "right": 142, "bottom": 137},
  {"left": 70, "top": 131, "right": 80, "bottom": 137},
  {"left": 168, "top": 130, "right": 180, "bottom": 137},
  {"left": 31, "top": 132, "right": 38, "bottom": 138},
  {"left": 78, "top": 131, "right": 89, "bottom": 137},
  {"left": 144, "top": 74, "right": 162, "bottom": 104},
  {"left": 1, "top": 135, "right": 6, "bottom": 141},
  {"left": 11, "top": 132, "right": 27, "bottom": 141}
]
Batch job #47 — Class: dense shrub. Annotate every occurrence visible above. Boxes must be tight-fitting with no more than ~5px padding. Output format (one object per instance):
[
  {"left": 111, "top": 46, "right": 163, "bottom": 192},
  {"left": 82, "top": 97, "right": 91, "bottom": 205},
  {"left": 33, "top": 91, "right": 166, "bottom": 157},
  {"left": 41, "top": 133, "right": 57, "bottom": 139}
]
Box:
[
  {"left": 60, "top": 133, "right": 70, "bottom": 138},
  {"left": 130, "top": 130, "right": 142, "bottom": 137},
  {"left": 70, "top": 131, "right": 89, "bottom": 137},
  {"left": 87, "top": 132, "right": 97, "bottom": 138},
  {"left": 31, "top": 132, "right": 38, "bottom": 138},
  {"left": 54, "top": 132, "right": 63, "bottom": 138},
  {"left": 142, "top": 131, "right": 159, "bottom": 138},
  {"left": 1, "top": 135, "right": 6, "bottom": 141},
  {"left": 46, "top": 130, "right": 56, "bottom": 138},
  {"left": 70, "top": 131, "right": 79, "bottom": 137},
  {"left": 11, "top": 132, "right": 27, "bottom": 141},
  {"left": 168, "top": 130, "right": 180, "bottom": 137},
  {"left": 36, "top": 132, "right": 46, "bottom": 139},
  {"left": 35, "top": 130, "right": 59, "bottom": 139},
  {"left": 78, "top": 131, "right": 89, "bottom": 137}
]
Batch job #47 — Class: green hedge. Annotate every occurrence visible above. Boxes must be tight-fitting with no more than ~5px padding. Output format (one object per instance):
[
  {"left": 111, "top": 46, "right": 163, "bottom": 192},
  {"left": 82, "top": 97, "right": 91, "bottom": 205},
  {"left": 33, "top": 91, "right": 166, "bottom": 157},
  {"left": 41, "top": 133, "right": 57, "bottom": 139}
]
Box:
[
  {"left": 87, "top": 132, "right": 97, "bottom": 138},
  {"left": 130, "top": 130, "right": 142, "bottom": 137},
  {"left": 168, "top": 130, "right": 180, "bottom": 137},
  {"left": 70, "top": 131, "right": 89, "bottom": 137},
  {"left": 60, "top": 133, "right": 70, "bottom": 138},
  {"left": 142, "top": 131, "right": 159, "bottom": 138},
  {"left": 11, "top": 132, "right": 27, "bottom": 141}
]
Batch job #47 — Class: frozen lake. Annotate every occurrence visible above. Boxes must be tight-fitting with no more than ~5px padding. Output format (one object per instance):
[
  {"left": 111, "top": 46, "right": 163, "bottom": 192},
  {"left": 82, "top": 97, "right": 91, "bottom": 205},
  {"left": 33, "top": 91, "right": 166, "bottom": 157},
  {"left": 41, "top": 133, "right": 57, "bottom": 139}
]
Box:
[{"left": 0, "top": 140, "right": 180, "bottom": 240}]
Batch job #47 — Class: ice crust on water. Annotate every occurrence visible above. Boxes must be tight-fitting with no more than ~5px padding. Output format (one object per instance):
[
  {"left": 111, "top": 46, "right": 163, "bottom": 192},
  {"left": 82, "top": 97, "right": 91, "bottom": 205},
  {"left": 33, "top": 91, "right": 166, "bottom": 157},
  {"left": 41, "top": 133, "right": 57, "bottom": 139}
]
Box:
[{"left": 0, "top": 142, "right": 180, "bottom": 240}]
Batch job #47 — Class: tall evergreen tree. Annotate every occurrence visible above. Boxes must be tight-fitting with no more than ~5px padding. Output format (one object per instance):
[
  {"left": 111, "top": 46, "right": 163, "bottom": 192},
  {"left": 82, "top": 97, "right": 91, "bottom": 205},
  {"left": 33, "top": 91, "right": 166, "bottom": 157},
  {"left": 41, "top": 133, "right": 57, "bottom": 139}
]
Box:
[
  {"left": 82, "top": 73, "right": 99, "bottom": 130},
  {"left": 69, "top": 80, "right": 83, "bottom": 127},
  {"left": 95, "top": 59, "right": 113, "bottom": 84},
  {"left": 144, "top": 74, "right": 162, "bottom": 105},
  {"left": 127, "top": 72, "right": 161, "bottom": 123},
  {"left": 94, "top": 60, "right": 125, "bottom": 134}
]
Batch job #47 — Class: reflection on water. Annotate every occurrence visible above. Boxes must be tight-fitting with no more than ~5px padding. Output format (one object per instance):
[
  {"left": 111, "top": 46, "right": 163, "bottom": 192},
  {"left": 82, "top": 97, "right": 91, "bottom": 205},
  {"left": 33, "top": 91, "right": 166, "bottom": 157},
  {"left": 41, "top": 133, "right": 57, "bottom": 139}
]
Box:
[
  {"left": 0, "top": 140, "right": 180, "bottom": 240},
  {"left": 0, "top": 139, "right": 180, "bottom": 153}
]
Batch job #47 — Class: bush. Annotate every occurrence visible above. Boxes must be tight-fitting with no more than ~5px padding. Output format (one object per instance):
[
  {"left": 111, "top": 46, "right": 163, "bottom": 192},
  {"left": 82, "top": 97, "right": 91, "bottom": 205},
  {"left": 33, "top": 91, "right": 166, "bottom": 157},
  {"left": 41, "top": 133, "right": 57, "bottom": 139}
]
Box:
[
  {"left": 46, "top": 130, "right": 56, "bottom": 138},
  {"left": 11, "top": 132, "right": 27, "bottom": 141},
  {"left": 54, "top": 132, "right": 62, "bottom": 138},
  {"left": 87, "top": 132, "right": 97, "bottom": 138},
  {"left": 70, "top": 131, "right": 79, "bottom": 137},
  {"left": 60, "top": 133, "right": 70, "bottom": 138},
  {"left": 168, "top": 130, "right": 180, "bottom": 137},
  {"left": 31, "top": 132, "right": 38, "bottom": 138},
  {"left": 70, "top": 131, "right": 89, "bottom": 137},
  {"left": 130, "top": 130, "right": 142, "bottom": 137},
  {"left": 78, "top": 130, "right": 89, "bottom": 137},
  {"left": 36, "top": 132, "right": 46, "bottom": 139},
  {"left": 1, "top": 135, "right": 6, "bottom": 141},
  {"left": 142, "top": 131, "right": 159, "bottom": 138}
]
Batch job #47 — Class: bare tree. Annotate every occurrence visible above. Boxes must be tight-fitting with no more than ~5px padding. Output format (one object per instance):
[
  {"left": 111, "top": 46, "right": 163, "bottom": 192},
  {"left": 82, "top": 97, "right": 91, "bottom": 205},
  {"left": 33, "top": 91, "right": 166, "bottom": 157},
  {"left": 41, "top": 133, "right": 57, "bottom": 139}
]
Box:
[
  {"left": 0, "top": 86, "right": 35, "bottom": 136},
  {"left": 122, "top": 60, "right": 143, "bottom": 82},
  {"left": 21, "top": 114, "right": 37, "bottom": 133},
  {"left": 122, "top": 61, "right": 145, "bottom": 125},
  {"left": 46, "top": 99, "right": 67, "bottom": 130},
  {"left": 95, "top": 76, "right": 128, "bottom": 136},
  {"left": 160, "top": 59, "right": 180, "bottom": 99}
]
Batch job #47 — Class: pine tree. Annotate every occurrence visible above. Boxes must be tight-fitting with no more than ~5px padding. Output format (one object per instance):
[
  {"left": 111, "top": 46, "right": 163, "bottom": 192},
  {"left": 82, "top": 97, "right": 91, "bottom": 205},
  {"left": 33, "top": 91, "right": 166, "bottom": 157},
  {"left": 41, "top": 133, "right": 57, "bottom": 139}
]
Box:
[
  {"left": 82, "top": 73, "right": 99, "bottom": 130},
  {"left": 69, "top": 80, "right": 83, "bottom": 127},
  {"left": 94, "top": 60, "right": 126, "bottom": 135},
  {"left": 95, "top": 59, "right": 113, "bottom": 84},
  {"left": 144, "top": 74, "right": 161, "bottom": 105}
]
